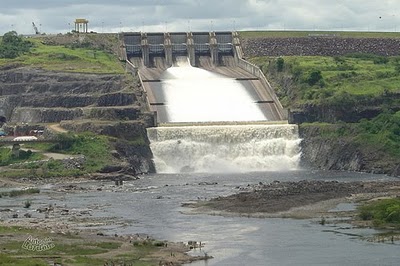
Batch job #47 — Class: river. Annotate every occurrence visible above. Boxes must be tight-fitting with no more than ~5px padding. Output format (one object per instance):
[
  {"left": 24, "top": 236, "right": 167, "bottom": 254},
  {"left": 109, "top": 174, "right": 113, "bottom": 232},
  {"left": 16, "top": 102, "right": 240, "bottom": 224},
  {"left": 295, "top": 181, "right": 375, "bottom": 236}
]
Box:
[{"left": 25, "top": 170, "right": 399, "bottom": 266}]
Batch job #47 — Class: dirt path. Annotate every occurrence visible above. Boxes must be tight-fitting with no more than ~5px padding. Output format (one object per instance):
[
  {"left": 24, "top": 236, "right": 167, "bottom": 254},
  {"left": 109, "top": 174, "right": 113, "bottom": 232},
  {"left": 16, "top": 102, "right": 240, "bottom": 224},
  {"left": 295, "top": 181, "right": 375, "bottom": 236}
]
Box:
[{"left": 48, "top": 123, "right": 68, "bottom": 133}]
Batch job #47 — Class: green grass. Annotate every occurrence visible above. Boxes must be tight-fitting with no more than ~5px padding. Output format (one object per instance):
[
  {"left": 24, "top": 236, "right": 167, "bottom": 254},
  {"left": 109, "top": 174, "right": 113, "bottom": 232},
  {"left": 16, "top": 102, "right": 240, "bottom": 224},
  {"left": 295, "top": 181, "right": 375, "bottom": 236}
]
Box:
[
  {"left": 22, "top": 142, "right": 54, "bottom": 150},
  {"left": 0, "top": 226, "right": 36, "bottom": 234},
  {"left": 1, "top": 240, "right": 119, "bottom": 256},
  {"left": 50, "top": 132, "right": 112, "bottom": 173},
  {"left": 0, "top": 254, "right": 47, "bottom": 266},
  {"left": 240, "top": 30, "right": 400, "bottom": 39},
  {"left": 0, "top": 225, "right": 164, "bottom": 266},
  {"left": 0, "top": 148, "right": 44, "bottom": 166},
  {"left": 0, "top": 188, "right": 40, "bottom": 198},
  {"left": 2, "top": 132, "right": 114, "bottom": 178},
  {"left": 251, "top": 54, "right": 400, "bottom": 107},
  {"left": 359, "top": 198, "right": 400, "bottom": 228},
  {"left": 301, "top": 111, "right": 400, "bottom": 159},
  {"left": 0, "top": 38, "right": 124, "bottom": 74},
  {"left": 288, "top": 55, "right": 399, "bottom": 96}
]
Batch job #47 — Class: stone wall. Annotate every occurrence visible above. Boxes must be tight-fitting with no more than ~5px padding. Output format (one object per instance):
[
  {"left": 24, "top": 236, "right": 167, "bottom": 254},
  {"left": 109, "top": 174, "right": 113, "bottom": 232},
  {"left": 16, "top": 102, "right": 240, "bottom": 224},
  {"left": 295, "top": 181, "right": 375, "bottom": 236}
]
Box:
[{"left": 242, "top": 37, "right": 400, "bottom": 57}]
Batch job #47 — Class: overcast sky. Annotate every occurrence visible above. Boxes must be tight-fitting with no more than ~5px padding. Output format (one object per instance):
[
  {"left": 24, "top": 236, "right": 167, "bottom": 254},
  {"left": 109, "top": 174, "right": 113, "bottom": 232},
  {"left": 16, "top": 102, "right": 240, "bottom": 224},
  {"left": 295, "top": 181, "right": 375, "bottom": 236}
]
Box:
[{"left": 1, "top": 0, "right": 400, "bottom": 35}]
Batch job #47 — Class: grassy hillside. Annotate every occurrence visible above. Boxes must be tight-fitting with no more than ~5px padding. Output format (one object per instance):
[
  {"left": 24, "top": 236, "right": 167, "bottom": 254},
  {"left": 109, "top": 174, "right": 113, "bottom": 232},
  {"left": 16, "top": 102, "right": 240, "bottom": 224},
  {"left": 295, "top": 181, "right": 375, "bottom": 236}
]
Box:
[
  {"left": 0, "top": 33, "right": 124, "bottom": 74},
  {"left": 246, "top": 37, "right": 400, "bottom": 172},
  {"left": 1, "top": 132, "right": 114, "bottom": 179},
  {"left": 250, "top": 54, "right": 400, "bottom": 109}
]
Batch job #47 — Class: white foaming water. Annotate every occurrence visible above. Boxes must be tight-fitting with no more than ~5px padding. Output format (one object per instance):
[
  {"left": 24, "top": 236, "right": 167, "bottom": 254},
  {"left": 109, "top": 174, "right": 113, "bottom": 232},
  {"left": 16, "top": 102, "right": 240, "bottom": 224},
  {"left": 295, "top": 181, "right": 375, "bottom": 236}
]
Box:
[
  {"left": 148, "top": 58, "right": 301, "bottom": 173},
  {"left": 160, "top": 58, "right": 266, "bottom": 122},
  {"left": 147, "top": 124, "right": 302, "bottom": 173}
]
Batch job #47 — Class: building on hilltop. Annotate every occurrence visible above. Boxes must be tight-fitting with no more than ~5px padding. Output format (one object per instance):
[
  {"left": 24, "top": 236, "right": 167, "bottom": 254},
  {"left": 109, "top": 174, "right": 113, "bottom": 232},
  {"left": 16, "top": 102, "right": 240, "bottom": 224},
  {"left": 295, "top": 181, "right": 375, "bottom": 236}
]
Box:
[{"left": 74, "top": 19, "right": 89, "bottom": 33}]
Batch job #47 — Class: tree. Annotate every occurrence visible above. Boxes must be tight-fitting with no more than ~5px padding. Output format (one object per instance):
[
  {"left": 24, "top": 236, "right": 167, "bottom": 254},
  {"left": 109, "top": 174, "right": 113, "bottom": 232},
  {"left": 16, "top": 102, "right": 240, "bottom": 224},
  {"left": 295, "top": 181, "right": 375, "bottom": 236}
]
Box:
[
  {"left": 276, "top": 57, "right": 284, "bottom": 72},
  {"left": 307, "top": 70, "right": 323, "bottom": 86},
  {"left": 0, "top": 31, "right": 33, "bottom": 59}
]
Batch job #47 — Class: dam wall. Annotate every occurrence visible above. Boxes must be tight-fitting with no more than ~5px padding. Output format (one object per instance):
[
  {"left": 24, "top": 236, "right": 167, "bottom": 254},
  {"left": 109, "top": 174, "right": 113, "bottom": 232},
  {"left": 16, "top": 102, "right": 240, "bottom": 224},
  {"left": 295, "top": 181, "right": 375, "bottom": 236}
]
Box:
[
  {"left": 124, "top": 31, "right": 234, "bottom": 68},
  {"left": 122, "top": 31, "right": 287, "bottom": 124}
]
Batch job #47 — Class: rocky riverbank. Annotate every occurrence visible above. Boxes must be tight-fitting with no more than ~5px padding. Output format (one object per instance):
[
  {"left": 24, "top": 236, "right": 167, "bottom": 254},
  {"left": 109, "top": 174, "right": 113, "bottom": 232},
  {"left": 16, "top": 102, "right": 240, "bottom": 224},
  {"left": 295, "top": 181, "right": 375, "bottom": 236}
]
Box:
[
  {"left": 187, "top": 179, "right": 400, "bottom": 219},
  {"left": 0, "top": 178, "right": 211, "bottom": 265},
  {"left": 299, "top": 124, "right": 400, "bottom": 177}
]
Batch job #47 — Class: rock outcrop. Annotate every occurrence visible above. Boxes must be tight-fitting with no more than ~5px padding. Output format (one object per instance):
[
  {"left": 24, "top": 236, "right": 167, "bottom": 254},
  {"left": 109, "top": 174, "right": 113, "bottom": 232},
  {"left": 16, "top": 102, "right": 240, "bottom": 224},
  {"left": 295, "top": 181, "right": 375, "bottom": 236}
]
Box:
[
  {"left": 0, "top": 67, "right": 151, "bottom": 123},
  {"left": 299, "top": 125, "right": 400, "bottom": 176},
  {"left": 0, "top": 67, "right": 156, "bottom": 175}
]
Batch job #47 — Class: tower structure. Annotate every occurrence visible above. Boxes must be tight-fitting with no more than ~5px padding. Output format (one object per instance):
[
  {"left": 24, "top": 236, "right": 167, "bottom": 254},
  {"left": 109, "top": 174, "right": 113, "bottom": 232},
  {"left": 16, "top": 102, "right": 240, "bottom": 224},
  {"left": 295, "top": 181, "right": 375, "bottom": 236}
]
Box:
[{"left": 74, "top": 19, "right": 89, "bottom": 33}]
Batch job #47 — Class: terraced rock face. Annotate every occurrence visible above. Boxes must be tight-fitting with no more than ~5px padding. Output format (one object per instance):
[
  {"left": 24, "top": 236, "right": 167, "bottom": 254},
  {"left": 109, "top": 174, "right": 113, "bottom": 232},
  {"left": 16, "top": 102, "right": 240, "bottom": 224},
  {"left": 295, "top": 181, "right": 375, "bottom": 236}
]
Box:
[{"left": 0, "top": 67, "right": 148, "bottom": 123}]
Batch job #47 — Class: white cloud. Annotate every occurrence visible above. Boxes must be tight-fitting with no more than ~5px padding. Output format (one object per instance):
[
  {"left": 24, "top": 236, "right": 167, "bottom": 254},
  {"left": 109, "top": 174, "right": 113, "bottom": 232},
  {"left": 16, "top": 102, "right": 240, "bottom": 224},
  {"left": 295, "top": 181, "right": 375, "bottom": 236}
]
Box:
[{"left": 1, "top": 0, "right": 400, "bottom": 35}]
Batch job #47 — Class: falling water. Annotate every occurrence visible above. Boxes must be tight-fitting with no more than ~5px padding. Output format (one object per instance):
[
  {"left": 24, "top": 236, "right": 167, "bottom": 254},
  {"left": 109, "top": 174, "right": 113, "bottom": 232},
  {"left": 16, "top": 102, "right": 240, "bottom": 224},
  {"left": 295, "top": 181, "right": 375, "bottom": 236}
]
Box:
[
  {"left": 160, "top": 58, "right": 266, "bottom": 123},
  {"left": 148, "top": 124, "right": 301, "bottom": 173},
  {"left": 147, "top": 58, "right": 301, "bottom": 173}
]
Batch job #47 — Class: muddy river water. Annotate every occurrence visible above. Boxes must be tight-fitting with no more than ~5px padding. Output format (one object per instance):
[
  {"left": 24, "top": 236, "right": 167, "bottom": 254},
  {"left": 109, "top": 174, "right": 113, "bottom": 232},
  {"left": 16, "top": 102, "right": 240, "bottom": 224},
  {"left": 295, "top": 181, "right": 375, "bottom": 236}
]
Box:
[{"left": 5, "top": 170, "right": 400, "bottom": 265}]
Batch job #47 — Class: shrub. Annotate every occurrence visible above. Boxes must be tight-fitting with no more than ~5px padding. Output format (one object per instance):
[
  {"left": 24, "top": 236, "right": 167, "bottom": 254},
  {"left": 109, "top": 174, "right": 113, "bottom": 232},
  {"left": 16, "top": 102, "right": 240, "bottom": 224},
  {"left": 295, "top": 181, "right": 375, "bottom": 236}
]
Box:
[
  {"left": 24, "top": 200, "right": 31, "bottom": 208},
  {"left": 358, "top": 198, "right": 400, "bottom": 225},
  {"left": 276, "top": 57, "right": 284, "bottom": 72},
  {"left": 373, "top": 56, "right": 389, "bottom": 64},
  {"left": 307, "top": 70, "right": 323, "bottom": 86},
  {"left": 0, "top": 31, "right": 33, "bottom": 59}
]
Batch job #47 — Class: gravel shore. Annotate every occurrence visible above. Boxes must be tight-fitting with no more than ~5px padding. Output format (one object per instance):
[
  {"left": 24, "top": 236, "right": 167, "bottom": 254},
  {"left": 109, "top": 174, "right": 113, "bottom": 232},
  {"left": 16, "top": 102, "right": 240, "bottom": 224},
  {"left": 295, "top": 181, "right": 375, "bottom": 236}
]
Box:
[{"left": 186, "top": 180, "right": 400, "bottom": 219}]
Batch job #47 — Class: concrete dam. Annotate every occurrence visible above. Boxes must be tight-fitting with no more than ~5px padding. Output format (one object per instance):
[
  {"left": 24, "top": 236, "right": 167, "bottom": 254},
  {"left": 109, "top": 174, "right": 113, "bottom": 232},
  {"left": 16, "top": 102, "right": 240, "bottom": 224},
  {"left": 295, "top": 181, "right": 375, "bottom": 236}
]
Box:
[{"left": 122, "top": 31, "right": 301, "bottom": 173}]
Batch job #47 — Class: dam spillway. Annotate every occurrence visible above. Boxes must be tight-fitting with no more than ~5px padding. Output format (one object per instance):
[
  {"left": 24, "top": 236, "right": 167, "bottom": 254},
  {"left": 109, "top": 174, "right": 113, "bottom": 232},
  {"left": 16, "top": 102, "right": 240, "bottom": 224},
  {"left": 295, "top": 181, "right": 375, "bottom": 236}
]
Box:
[
  {"left": 147, "top": 124, "right": 301, "bottom": 173},
  {"left": 123, "top": 31, "right": 286, "bottom": 123},
  {"left": 160, "top": 58, "right": 266, "bottom": 123},
  {"left": 123, "top": 31, "right": 301, "bottom": 173}
]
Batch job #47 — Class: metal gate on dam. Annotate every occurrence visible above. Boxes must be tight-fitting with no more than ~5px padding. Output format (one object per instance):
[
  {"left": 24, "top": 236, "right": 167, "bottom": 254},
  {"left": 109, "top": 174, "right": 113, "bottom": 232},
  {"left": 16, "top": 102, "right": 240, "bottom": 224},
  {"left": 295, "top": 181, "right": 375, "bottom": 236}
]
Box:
[{"left": 121, "top": 31, "right": 287, "bottom": 124}]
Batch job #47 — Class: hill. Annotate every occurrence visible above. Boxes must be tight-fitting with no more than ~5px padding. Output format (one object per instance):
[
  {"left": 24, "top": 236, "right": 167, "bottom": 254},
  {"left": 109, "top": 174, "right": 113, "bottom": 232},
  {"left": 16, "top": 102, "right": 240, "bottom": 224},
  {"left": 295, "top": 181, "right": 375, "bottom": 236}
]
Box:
[{"left": 239, "top": 31, "right": 400, "bottom": 176}]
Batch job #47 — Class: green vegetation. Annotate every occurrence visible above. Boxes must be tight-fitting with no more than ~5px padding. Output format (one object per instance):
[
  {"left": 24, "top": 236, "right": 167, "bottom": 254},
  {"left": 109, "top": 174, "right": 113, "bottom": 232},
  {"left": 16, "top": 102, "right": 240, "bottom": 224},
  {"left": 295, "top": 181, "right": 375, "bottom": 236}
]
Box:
[
  {"left": 0, "top": 225, "right": 170, "bottom": 266},
  {"left": 0, "top": 31, "right": 124, "bottom": 74},
  {"left": 0, "top": 148, "right": 44, "bottom": 166},
  {"left": 50, "top": 132, "right": 112, "bottom": 172},
  {"left": 0, "top": 254, "right": 47, "bottom": 266},
  {"left": 251, "top": 54, "right": 400, "bottom": 107},
  {"left": 357, "top": 111, "right": 400, "bottom": 157},
  {"left": 251, "top": 54, "right": 400, "bottom": 176},
  {"left": 359, "top": 198, "right": 400, "bottom": 227},
  {"left": 0, "top": 226, "right": 36, "bottom": 234},
  {"left": 0, "top": 188, "right": 40, "bottom": 198},
  {"left": 256, "top": 53, "right": 400, "bottom": 164},
  {"left": 0, "top": 31, "right": 33, "bottom": 59},
  {"left": 23, "top": 200, "right": 31, "bottom": 208},
  {"left": 301, "top": 111, "right": 400, "bottom": 162},
  {"left": 3, "top": 132, "right": 114, "bottom": 179}
]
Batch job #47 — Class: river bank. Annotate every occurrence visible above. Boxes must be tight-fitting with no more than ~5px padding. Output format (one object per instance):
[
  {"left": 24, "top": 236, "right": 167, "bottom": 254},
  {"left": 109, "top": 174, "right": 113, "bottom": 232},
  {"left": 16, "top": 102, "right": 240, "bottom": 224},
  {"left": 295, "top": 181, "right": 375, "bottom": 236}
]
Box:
[
  {"left": 0, "top": 176, "right": 210, "bottom": 266},
  {"left": 1, "top": 172, "right": 400, "bottom": 265},
  {"left": 186, "top": 179, "right": 400, "bottom": 221}
]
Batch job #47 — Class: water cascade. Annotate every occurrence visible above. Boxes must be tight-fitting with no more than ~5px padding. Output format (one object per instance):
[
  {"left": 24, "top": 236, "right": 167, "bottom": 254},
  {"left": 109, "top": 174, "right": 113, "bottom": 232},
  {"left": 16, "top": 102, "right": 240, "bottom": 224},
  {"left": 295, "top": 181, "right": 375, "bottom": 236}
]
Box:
[
  {"left": 160, "top": 58, "right": 266, "bottom": 122},
  {"left": 147, "top": 124, "right": 301, "bottom": 173},
  {"left": 146, "top": 58, "right": 301, "bottom": 173}
]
